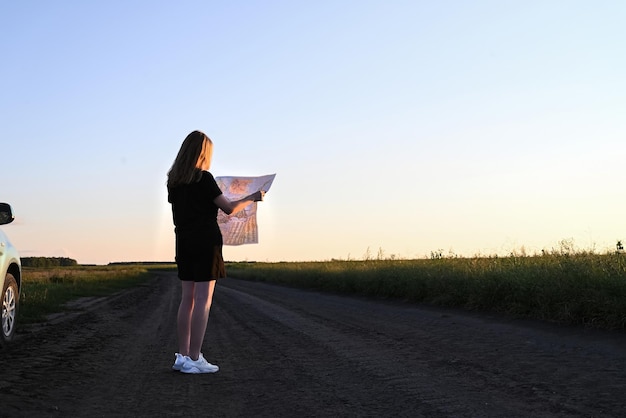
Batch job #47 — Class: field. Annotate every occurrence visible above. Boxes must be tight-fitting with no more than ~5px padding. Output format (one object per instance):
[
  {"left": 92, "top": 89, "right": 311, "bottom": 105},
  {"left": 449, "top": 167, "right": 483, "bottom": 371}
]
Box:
[
  {"left": 18, "top": 264, "right": 171, "bottom": 323},
  {"left": 7, "top": 258, "right": 626, "bottom": 416},
  {"left": 7, "top": 271, "right": 626, "bottom": 416},
  {"left": 17, "top": 251, "right": 626, "bottom": 330},
  {"left": 226, "top": 251, "right": 626, "bottom": 330}
]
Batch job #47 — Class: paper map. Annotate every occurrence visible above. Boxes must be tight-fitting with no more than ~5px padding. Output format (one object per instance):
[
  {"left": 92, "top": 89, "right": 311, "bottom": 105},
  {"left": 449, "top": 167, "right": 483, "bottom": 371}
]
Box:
[{"left": 215, "top": 174, "right": 276, "bottom": 245}]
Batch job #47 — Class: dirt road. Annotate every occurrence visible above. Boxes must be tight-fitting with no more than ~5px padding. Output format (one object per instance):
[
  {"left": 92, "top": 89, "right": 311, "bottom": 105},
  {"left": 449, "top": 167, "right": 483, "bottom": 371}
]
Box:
[{"left": 2, "top": 272, "right": 625, "bottom": 417}]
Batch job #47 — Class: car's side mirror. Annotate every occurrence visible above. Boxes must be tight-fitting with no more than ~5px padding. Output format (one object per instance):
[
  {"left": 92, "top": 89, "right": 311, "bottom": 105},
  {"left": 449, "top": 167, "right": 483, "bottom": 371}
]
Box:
[{"left": 0, "top": 203, "right": 15, "bottom": 225}]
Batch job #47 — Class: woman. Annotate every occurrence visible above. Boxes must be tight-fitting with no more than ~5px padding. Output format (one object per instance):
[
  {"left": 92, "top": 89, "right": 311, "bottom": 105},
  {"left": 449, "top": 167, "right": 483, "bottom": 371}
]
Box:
[{"left": 167, "top": 130, "right": 264, "bottom": 374}]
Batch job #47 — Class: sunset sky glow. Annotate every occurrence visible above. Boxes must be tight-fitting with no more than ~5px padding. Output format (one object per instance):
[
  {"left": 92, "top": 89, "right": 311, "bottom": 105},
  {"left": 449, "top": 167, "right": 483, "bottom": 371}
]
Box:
[{"left": 1, "top": 1, "right": 624, "bottom": 264}]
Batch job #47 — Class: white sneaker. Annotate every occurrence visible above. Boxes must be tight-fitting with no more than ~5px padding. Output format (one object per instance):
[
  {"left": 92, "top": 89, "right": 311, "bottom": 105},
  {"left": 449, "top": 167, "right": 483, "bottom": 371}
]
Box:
[
  {"left": 180, "top": 353, "right": 219, "bottom": 374},
  {"left": 172, "top": 353, "right": 189, "bottom": 371}
]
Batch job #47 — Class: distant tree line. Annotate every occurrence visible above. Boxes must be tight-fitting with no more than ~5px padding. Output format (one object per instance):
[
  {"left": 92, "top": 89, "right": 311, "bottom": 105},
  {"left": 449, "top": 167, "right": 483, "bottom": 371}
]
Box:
[
  {"left": 21, "top": 257, "right": 78, "bottom": 267},
  {"left": 108, "top": 261, "right": 175, "bottom": 266}
]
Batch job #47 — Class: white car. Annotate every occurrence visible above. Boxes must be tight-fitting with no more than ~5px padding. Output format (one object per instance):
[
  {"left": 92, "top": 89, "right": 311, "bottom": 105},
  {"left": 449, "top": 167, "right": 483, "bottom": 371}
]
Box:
[{"left": 0, "top": 203, "right": 21, "bottom": 344}]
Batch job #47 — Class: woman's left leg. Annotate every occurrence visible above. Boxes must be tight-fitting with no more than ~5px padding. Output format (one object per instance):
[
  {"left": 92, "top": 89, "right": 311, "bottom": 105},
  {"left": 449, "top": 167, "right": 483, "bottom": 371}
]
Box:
[{"left": 177, "top": 281, "right": 196, "bottom": 356}]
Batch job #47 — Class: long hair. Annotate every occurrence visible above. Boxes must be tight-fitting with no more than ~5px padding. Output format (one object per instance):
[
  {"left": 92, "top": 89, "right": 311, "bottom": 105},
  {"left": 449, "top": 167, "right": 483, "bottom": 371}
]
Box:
[{"left": 167, "top": 131, "right": 213, "bottom": 188}]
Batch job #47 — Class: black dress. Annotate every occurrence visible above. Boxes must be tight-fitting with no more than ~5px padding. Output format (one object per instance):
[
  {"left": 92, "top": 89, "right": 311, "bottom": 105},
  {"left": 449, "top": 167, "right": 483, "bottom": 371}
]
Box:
[{"left": 168, "top": 171, "right": 226, "bottom": 281}]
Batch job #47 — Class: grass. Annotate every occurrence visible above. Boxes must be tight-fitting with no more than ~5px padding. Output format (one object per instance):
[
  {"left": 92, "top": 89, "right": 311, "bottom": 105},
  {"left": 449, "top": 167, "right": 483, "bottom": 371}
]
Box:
[
  {"left": 225, "top": 251, "right": 626, "bottom": 330},
  {"left": 18, "top": 264, "right": 175, "bottom": 324},
  {"left": 16, "top": 251, "right": 626, "bottom": 331}
]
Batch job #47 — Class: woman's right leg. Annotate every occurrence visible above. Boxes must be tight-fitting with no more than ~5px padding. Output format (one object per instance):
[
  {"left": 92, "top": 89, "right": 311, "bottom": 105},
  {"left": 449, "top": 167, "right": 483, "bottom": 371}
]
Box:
[{"left": 188, "top": 280, "right": 216, "bottom": 361}]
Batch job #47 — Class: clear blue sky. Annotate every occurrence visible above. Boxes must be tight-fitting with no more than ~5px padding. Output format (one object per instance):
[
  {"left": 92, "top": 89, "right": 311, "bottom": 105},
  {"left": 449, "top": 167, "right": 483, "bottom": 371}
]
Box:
[{"left": 1, "top": 1, "right": 624, "bottom": 264}]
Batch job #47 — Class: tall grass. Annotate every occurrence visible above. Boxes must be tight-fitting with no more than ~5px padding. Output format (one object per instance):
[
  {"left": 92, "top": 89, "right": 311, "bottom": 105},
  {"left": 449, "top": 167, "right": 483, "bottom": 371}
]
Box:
[
  {"left": 226, "top": 252, "right": 626, "bottom": 330},
  {"left": 19, "top": 265, "right": 157, "bottom": 324}
]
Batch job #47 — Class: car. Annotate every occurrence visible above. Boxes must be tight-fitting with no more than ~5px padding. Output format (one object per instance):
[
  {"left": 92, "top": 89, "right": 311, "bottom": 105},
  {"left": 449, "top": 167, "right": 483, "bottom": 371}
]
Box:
[{"left": 0, "top": 202, "right": 21, "bottom": 344}]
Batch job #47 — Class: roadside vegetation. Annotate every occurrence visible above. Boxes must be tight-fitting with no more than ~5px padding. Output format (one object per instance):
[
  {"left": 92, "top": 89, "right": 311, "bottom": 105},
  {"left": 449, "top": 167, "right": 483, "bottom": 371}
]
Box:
[
  {"left": 18, "top": 264, "right": 175, "bottom": 324},
  {"left": 226, "top": 245, "right": 626, "bottom": 330},
  {"left": 17, "top": 242, "right": 626, "bottom": 331}
]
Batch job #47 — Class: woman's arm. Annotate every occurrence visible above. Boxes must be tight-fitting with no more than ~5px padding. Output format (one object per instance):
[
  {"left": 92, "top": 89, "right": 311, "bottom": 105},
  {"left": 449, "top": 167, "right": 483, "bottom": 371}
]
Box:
[{"left": 213, "top": 191, "right": 264, "bottom": 215}]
